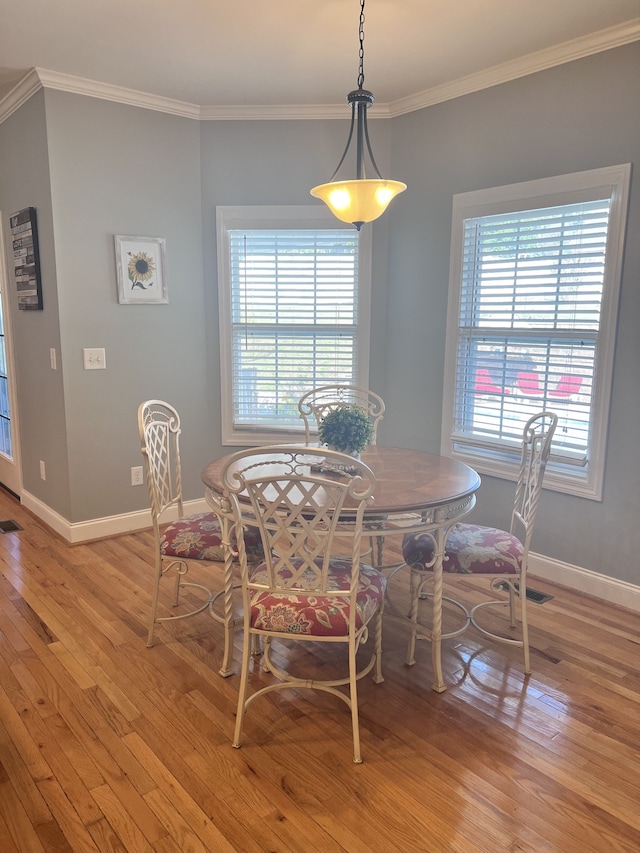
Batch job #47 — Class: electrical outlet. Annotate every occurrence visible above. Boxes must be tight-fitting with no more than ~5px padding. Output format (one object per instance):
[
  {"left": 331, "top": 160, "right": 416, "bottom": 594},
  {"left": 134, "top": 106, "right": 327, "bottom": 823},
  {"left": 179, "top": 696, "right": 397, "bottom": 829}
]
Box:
[
  {"left": 83, "top": 348, "right": 106, "bottom": 370},
  {"left": 40, "top": 460, "right": 46, "bottom": 480},
  {"left": 131, "top": 466, "right": 144, "bottom": 486},
  {"left": 50, "top": 347, "right": 57, "bottom": 370}
]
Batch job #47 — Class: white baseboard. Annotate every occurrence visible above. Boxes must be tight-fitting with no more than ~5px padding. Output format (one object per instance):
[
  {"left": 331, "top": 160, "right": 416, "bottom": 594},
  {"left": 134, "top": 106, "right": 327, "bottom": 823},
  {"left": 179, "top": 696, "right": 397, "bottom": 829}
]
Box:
[
  {"left": 528, "top": 553, "right": 640, "bottom": 613},
  {"left": 18, "top": 491, "right": 640, "bottom": 613},
  {"left": 20, "top": 490, "right": 209, "bottom": 544}
]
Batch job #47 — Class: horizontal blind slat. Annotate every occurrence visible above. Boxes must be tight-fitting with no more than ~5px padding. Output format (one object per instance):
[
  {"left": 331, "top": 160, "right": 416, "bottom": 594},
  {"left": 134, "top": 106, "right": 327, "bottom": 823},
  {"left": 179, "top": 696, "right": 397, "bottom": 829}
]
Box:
[
  {"left": 229, "top": 227, "right": 359, "bottom": 428},
  {"left": 454, "top": 197, "right": 610, "bottom": 464}
]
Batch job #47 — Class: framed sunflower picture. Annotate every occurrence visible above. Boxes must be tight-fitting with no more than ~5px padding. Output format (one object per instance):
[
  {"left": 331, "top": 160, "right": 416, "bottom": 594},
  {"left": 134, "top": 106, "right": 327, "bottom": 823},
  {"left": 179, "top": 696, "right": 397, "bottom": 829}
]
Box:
[{"left": 114, "top": 235, "right": 168, "bottom": 304}]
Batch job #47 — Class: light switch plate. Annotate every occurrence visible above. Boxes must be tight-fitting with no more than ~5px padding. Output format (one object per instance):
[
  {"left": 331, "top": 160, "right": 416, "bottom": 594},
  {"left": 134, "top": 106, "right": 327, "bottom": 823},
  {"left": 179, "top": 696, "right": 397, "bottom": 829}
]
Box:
[{"left": 83, "top": 348, "right": 106, "bottom": 370}]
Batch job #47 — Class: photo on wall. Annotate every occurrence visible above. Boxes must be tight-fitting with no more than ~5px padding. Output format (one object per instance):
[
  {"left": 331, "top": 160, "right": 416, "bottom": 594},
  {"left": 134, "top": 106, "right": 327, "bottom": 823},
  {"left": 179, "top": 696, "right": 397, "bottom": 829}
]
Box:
[
  {"left": 115, "top": 235, "right": 167, "bottom": 304},
  {"left": 9, "top": 207, "right": 43, "bottom": 310}
]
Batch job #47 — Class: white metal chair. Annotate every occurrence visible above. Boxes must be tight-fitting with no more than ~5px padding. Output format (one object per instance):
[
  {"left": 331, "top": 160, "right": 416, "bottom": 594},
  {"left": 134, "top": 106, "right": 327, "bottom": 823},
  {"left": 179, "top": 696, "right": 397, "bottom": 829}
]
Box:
[
  {"left": 297, "top": 384, "right": 385, "bottom": 445},
  {"left": 401, "top": 411, "right": 558, "bottom": 677},
  {"left": 138, "top": 400, "right": 263, "bottom": 650},
  {"left": 224, "top": 445, "right": 386, "bottom": 764},
  {"left": 299, "top": 385, "right": 386, "bottom": 563}
]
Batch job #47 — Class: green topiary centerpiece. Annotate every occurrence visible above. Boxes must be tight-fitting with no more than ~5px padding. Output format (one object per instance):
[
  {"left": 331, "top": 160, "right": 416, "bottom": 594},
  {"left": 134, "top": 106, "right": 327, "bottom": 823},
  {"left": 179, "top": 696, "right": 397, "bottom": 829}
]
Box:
[{"left": 318, "top": 405, "right": 373, "bottom": 456}]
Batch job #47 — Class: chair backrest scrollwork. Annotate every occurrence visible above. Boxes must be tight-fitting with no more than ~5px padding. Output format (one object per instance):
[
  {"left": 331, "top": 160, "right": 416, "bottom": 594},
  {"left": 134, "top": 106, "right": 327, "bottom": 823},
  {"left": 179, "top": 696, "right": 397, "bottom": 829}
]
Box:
[
  {"left": 222, "top": 446, "right": 375, "bottom": 598},
  {"left": 511, "top": 410, "right": 558, "bottom": 547},
  {"left": 297, "top": 385, "right": 385, "bottom": 445},
  {"left": 138, "top": 400, "right": 185, "bottom": 522}
]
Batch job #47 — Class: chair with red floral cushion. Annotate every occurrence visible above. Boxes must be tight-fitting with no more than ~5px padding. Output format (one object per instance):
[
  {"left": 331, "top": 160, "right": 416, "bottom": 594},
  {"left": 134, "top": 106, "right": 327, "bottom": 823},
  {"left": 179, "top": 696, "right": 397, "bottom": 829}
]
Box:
[
  {"left": 401, "top": 411, "right": 558, "bottom": 679},
  {"left": 223, "top": 445, "right": 386, "bottom": 763},
  {"left": 138, "top": 400, "right": 263, "bottom": 650}
]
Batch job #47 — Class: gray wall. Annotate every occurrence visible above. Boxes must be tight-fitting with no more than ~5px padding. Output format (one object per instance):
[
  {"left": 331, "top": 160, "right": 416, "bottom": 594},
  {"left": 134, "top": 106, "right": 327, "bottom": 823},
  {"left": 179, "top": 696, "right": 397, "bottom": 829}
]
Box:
[
  {"left": 46, "top": 92, "right": 208, "bottom": 520},
  {"left": 386, "top": 42, "right": 640, "bottom": 582},
  {"left": 0, "top": 43, "right": 638, "bottom": 588},
  {"left": 0, "top": 91, "right": 71, "bottom": 517},
  {"left": 23, "top": 90, "right": 209, "bottom": 520},
  {"left": 198, "top": 117, "right": 394, "bottom": 448}
]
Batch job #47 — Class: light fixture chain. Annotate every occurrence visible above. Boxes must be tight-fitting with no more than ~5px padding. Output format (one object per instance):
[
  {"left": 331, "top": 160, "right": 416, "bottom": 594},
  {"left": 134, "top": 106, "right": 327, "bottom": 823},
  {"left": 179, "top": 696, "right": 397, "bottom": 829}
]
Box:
[{"left": 357, "top": 0, "right": 366, "bottom": 89}]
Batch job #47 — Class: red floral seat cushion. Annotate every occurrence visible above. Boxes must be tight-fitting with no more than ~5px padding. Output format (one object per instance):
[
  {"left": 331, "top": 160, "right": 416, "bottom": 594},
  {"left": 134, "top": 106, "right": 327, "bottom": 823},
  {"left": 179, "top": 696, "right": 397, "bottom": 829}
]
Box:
[
  {"left": 248, "top": 558, "right": 386, "bottom": 637},
  {"left": 161, "top": 512, "right": 264, "bottom": 562},
  {"left": 402, "top": 523, "right": 523, "bottom": 575}
]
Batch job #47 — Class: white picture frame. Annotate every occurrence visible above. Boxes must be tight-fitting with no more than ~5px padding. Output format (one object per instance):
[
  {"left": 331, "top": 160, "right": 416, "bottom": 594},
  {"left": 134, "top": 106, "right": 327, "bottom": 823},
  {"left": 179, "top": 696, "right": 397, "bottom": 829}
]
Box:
[{"left": 115, "top": 235, "right": 167, "bottom": 304}]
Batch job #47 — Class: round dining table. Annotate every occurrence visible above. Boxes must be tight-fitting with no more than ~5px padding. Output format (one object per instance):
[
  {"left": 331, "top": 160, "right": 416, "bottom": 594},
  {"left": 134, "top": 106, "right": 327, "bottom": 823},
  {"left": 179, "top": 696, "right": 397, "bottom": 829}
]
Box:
[{"left": 201, "top": 445, "right": 481, "bottom": 691}]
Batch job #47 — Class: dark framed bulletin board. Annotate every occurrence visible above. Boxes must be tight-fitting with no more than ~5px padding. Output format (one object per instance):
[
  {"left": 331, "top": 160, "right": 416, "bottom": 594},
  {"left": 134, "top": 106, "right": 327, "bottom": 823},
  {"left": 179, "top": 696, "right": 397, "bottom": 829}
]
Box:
[{"left": 9, "top": 207, "right": 43, "bottom": 310}]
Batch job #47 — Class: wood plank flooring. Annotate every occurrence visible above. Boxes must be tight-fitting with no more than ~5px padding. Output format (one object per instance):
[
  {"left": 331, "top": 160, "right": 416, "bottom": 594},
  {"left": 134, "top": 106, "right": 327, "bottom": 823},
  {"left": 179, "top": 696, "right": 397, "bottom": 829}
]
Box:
[{"left": 0, "top": 487, "right": 639, "bottom": 852}]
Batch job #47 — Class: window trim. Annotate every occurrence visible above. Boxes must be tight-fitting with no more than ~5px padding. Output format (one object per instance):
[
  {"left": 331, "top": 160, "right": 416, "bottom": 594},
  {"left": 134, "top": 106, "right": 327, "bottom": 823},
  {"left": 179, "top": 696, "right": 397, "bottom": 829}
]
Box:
[
  {"left": 216, "top": 205, "right": 372, "bottom": 445},
  {"left": 441, "top": 164, "right": 631, "bottom": 500}
]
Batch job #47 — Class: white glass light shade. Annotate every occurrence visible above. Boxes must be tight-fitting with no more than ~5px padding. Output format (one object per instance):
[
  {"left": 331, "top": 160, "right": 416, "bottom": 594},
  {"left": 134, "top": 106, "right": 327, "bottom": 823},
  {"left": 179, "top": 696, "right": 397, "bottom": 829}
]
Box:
[{"left": 310, "top": 178, "right": 407, "bottom": 228}]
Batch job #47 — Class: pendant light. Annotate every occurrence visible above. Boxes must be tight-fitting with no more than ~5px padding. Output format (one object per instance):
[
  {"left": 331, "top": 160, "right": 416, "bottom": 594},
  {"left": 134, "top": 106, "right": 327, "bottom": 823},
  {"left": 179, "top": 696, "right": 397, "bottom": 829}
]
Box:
[{"left": 310, "top": 0, "right": 406, "bottom": 230}]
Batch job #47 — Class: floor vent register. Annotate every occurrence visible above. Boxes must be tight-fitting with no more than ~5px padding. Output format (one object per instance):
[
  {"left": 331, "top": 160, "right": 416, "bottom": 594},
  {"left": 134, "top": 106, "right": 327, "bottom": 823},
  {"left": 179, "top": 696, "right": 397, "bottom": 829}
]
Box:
[
  {"left": 497, "top": 581, "right": 553, "bottom": 604},
  {"left": 0, "top": 520, "right": 22, "bottom": 533}
]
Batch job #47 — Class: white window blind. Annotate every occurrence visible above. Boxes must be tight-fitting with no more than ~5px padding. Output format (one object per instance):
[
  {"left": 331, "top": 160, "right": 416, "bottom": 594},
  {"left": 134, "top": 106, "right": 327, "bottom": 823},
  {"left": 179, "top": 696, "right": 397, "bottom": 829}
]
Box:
[
  {"left": 230, "top": 229, "right": 359, "bottom": 429},
  {"left": 443, "top": 165, "right": 630, "bottom": 499},
  {"left": 217, "top": 207, "right": 371, "bottom": 444},
  {"left": 454, "top": 199, "right": 608, "bottom": 463}
]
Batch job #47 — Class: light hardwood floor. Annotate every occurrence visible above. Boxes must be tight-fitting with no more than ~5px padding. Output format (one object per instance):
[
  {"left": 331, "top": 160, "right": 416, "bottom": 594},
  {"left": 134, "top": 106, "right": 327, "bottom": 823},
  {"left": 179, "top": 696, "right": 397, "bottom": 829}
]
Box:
[{"left": 0, "top": 487, "right": 639, "bottom": 852}]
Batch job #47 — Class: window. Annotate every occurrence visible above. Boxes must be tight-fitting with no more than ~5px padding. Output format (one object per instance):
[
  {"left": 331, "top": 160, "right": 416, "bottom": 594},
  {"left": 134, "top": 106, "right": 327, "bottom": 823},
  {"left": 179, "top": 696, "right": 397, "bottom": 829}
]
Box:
[
  {"left": 442, "top": 165, "right": 630, "bottom": 499},
  {"left": 217, "top": 206, "right": 372, "bottom": 444}
]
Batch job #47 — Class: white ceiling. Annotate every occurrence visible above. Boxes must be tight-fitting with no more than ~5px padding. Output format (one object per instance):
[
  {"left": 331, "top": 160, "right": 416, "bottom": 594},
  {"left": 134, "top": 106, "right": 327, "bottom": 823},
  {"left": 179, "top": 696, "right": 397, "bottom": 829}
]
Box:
[{"left": 0, "top": 0, "right": 639, "bottom": 115}]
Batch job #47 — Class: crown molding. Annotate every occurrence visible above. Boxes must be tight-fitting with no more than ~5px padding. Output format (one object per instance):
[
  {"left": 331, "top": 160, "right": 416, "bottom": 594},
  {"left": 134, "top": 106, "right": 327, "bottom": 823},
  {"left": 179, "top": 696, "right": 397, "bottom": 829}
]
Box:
[
  {"left": 0, "top": 68, "right": 43, "bottom": 123},
  {"left": 1, "top": 19, "right": 638, "bottom": 126},
  {"left": 198, "top": 102, "right": 392, "bottom": 121},
  {"left": 34, "top": 68, "right": 201, "bottom": 119},
  {"left": 0, "top": 68, "right": 201, "bottom": 124},
  {"left": 389, "top": 18, "right": 640, "bottom": 117}
]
